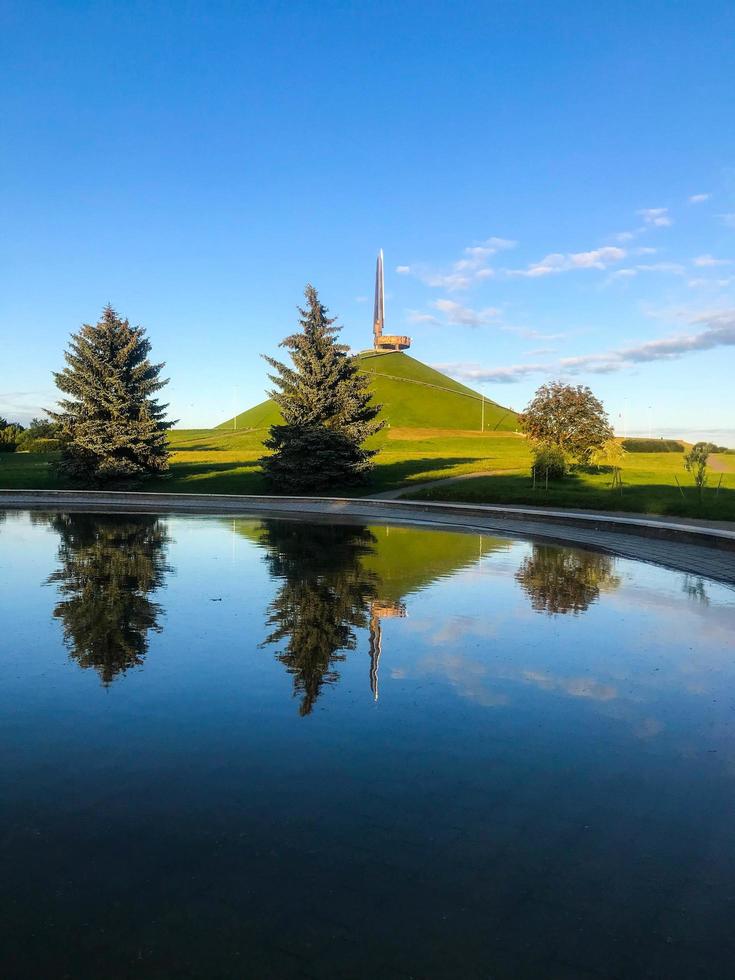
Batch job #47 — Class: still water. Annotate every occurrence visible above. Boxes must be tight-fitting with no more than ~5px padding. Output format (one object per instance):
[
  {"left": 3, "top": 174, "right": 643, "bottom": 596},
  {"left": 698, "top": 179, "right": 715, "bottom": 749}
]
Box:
[{"left": 1, "top": 510, "right": 735, "bottom": 979}]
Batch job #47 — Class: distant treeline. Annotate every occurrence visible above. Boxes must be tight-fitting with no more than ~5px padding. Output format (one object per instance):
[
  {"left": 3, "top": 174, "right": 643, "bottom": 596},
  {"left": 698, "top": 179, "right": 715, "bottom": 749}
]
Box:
[
  {"left": 622, "top": 438, "right": 684, "bottom": 453},
  {"left": 621, "top": 437, "right": 732, "bottom": 454}
]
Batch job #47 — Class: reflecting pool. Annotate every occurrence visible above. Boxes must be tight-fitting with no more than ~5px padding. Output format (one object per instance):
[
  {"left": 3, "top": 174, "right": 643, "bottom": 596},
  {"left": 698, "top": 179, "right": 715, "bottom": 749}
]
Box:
[{"left": 1, "top": 510, "right": 735, "bottom": 978}]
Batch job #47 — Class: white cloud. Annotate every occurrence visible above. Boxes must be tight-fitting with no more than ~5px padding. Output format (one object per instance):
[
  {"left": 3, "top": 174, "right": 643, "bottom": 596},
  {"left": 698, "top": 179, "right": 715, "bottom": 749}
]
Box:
[
  {"left": 503, "top": 326, "right": 570, "bottom": 341},
  {"left": 435, "top": 361, "right": 549, "bottom": 383},
  {"left": 354, "top": 295, "right": 368, "bottom": 303},
  {"left": 509, "top": 246, "right": 626, "bottom": 278},
  {"left": 432, "top": 299, "right": 501, "bottom": 326},
  {"left": 402, "top": 236, "right": 517, "bottom": 291},
  {"left": 687, "top": 277, "right": 735, "bottom": 289},
  {"left": 559, "top": 309, "right": 735, "bottom": 373},
  {"left": 609, "top": 268, "right": 638, "bottom": 280},
  {"left": 693, "top": 254, "right": 732, "bottom": 267},
  {"left": 0, "top": 390, "right": 56, "bottom": 426},
  {"left": 609, "top": 262, "right": 685, "bottom": 281},
  {"left": 396, "top": 265, "right": 411, "bottom": 274},
  {"left": 437, "top": 309, "right": 735, "bottom": 383},
  {"left": 638, "top": 207, "right": 672, "bottom": 227},
  {"left": 688, "top": 193, "right": 711, "bottom": 204},
  {"left": 635, "top": 262, "right": 686, "bottom": 275},
  {"left": 405, "top": 309, "right": 439, "bottom": 325}
]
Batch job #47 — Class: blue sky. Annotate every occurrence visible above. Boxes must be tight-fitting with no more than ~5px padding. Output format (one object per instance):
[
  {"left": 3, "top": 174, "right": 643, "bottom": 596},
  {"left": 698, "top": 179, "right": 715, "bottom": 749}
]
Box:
[{"left": 1, "top": 0, "right": 734, "bottom": 440}]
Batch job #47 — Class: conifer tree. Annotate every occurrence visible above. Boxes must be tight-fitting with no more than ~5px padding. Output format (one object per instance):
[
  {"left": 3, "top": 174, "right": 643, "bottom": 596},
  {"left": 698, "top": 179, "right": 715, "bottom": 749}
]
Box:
[
  {"left": 51, "top": 306, "right": 174, "bottom": 481},
  {"left": 47, "top": 513, "right": 170, "bottom": 685},
  {"left": 260, "top": 285, "right": 384, "bottom": 491},
  {"left": 258, "top": 520, "right": 379, "bottom": 715}
]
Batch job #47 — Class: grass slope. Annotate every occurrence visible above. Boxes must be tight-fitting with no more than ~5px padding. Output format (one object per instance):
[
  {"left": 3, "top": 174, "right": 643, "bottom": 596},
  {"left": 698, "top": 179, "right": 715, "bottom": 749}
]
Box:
[{"left": 218, "top": 351, "right": 518, "bottom": 433}]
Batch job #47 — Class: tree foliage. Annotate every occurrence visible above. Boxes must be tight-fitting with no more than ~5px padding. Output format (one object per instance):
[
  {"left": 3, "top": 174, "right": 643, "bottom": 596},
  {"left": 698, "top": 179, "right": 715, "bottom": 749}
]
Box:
[
  {"left": 258, "top": 520, "right": 379, "bottom": 715},
  {"left": 46, "top": 513, "right": 170, "bottom": 685},
  {"left": 530, "top": 443, "right": 567, "bottom": 482},
  {"left": 0, "top": 418, "right": 24, "bottom": 452},
  {"left": 520, "top": 381, "right": 613, "bottom": 464},
  {"left": 515, "top": 544, "right": 621, "bottom": 615},
  {"left": 260, "top": 285, "right": 384, "bottom": 492},
  {"left": 51, "top": 306, "right": 174, "bottom": 482},
  {"left": 16, "top": 416, "right": 63, "bottom": 452},
  {"left": 684, "top": 442, "right": 710, "bottom": 497}
]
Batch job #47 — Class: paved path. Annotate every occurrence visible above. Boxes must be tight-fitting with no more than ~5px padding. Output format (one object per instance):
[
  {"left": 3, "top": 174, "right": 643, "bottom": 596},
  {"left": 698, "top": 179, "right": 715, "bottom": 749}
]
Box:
[{"left": 367, "top": 469, "right": 500, "bottom": 500}]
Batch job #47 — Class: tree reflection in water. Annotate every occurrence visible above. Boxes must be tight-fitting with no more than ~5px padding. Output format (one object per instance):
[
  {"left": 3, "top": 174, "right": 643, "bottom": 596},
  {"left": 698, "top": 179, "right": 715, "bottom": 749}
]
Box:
[
  {"left": 258, "top": 521, "right": 380, "bottom": 715},
  {"left": 47, "top": 513, "right": 170, "bottom": 684},
  {"left": 515, "top": 543, "right": 620, "bottom": 615}
]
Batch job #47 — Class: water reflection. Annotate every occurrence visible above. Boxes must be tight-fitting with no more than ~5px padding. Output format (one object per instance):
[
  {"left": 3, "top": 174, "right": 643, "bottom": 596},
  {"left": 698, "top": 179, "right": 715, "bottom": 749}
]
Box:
[
  {"left": 257, "top": 521, "right": 380, "bottom": 715},
  {"left": 6, "top": 510, "right": 735, "bottom": 977},
  {"left": 683, "top": 573, "right": 710, "bottom": 605},
  {"left": 37, "top": 512, "right": 630, "bottom": 702},
  {"left": 515, "top": 543, "right": 620, "bottom": 615},
  {"left": 46, "top": 513, "right": 170, "bottom": 684}
]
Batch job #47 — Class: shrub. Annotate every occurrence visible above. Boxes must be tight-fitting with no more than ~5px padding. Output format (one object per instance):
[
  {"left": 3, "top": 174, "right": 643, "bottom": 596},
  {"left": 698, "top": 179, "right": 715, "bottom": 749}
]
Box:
[
  {"left": 684, "top": 443, "right": 710, "bottom": 499},
  {"left": 0, "top": 420, "right": 24, "bottom": 452},
  {"left": 17, "top": 436, "right": 63, "bottom": 453},
  {"left": 531, "top": 444, "right": 567, "bottom": 482},
  {"left": 621, "top": 438, "right": 683, "bottom": 453}
]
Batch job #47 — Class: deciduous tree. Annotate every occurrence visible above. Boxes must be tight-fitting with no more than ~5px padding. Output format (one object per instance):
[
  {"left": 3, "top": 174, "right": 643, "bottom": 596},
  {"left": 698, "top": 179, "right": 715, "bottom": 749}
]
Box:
[{"left": 520, "top": 381, "right": 613, "bottom": 465}]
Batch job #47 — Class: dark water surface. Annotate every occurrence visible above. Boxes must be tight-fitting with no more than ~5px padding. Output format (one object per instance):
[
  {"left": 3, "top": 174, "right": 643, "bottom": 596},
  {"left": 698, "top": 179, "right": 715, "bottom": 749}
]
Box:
[{"left": 1, "top": 510, "right": 735, "bottom": 979}]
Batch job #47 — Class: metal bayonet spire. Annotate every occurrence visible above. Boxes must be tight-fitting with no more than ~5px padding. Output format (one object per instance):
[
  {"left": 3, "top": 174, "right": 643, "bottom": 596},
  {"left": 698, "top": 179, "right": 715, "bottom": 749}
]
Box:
[
  {"left": 371, "top": 249, "right": 411, "bottom": 352},
  {"left": 373, "top": 249, "right": 385, "bottom": 346}
]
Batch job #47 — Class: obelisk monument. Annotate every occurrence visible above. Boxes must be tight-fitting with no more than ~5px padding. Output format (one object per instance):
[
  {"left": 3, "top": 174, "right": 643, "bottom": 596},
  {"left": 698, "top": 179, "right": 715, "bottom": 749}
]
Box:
[{"left": 372, "top": 250, "right": 411, "bottom": 352}]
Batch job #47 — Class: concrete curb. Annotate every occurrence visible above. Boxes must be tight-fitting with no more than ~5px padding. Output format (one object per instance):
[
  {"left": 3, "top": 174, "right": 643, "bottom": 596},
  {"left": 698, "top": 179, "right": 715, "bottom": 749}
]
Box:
[{"left": 1, "top": 488, "right": 734, "bottom": 552}]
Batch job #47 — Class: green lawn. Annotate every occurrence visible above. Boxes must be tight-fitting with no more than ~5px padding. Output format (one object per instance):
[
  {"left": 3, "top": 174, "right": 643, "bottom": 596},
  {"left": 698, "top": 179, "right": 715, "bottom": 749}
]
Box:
[
  {"left": 0, "top": 452, "right": 76, "bottom": 490},
  {"left": 407, "top": 451, "right": 735, "bottom": 522},
  {"left": 2, "top": 431, "right": 734, "bottom": 523}
]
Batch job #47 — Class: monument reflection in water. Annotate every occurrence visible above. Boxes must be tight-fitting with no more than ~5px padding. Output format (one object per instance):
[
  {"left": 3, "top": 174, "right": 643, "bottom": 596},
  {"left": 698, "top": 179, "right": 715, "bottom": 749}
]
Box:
[{"left": 3, "top": 510, "right": 735, "bottom": 980}]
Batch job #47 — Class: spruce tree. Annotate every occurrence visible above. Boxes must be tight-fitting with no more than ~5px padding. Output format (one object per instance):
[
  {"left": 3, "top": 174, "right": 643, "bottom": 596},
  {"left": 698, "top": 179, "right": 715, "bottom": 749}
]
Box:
[
  {"left": 258, "top": 520, "right": 379, "bottom": 715},
  {"left": 51, "top": 306, "right": 174, "bottom": 481},
  {"left": 47, "top": 513, "right": 170, "bottom": 685},
  {"left": 260, "top": 285, "right": 384, "bottom": 492}
]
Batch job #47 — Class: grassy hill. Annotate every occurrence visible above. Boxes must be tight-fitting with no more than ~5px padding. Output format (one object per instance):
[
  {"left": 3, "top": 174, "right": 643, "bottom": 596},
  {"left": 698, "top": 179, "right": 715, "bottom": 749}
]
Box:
[{"left": 217, "top": 351, "right": 518, "bottom": 434}]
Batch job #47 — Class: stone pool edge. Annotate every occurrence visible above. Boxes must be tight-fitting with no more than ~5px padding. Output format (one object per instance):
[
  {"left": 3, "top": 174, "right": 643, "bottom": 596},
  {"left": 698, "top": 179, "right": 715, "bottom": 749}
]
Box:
[
  {"left": 2, "top": 488, "right": 735, "bottom": 586},
  {"left": 1, "top": 488, "right": 733, "bottom": 547}
]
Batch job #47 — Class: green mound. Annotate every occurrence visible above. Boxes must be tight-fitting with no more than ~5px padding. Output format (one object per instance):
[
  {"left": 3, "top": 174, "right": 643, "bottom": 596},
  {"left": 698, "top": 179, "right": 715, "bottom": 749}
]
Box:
[{"left": 218, "top": 351, "right": 518, "bottom": 433}]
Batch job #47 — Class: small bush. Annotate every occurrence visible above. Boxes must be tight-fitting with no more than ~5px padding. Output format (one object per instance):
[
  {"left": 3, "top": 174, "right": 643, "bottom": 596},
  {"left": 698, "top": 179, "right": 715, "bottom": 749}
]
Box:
[
  {"left": 0, "top": 424, "right": 24, "bottom": 452},
  {"left": 17, "top": 437, "right": 63, "bottom": 453},
  {"left": 531, "top": 444, "right": 567, "bottom": 482},
  {"left": 622, "top": 438, "right": 683, "bottom": 453}
]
